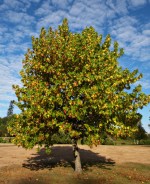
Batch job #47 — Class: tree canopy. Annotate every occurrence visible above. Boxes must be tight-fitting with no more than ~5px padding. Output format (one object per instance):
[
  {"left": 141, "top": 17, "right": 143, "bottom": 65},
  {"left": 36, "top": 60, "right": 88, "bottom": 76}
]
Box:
[{"left": 8, "top": 18, "right": 150, "bottom": 155}]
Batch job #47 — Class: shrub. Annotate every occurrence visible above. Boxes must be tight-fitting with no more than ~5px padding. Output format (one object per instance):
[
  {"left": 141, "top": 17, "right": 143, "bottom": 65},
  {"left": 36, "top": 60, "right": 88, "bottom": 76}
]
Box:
[
  {"left": 0, "top": 137, "right": 7, "bottom": 143},
  {"left": 0, "top": 137, "right": 12, "bottom": 143},
  {"left": 51, "top": 132, "right": 72, "bottom": 144},
  {"left": 138, "top": 139, "right": 150, "bottom": 145},
  {"left": 102, "top": 138, "right": 115, "bottom": 145}
]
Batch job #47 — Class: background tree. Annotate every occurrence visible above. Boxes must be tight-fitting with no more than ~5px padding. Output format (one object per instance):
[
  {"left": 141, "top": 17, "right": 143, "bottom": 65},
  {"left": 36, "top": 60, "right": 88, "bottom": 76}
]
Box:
[
  {"left": 148, "top": 114, "right": 150, "bottom": 128},
  {"left": 0, "top": 117, "right": 11, "bottom": 137},
  {"left": 7, "top": 100, "right": 14, "bottom": 117},
  {"left": 8, "top": 19, "right": 150, "bottom": 173},
  {"left": 0, "top": 101, "right": 15, "bottom": 137},
  {"left": 133, "top": 115, "right": 147, "bottom": 144},
  {"left": 0, "top": 117, "right": 7, "bottom": 137}
]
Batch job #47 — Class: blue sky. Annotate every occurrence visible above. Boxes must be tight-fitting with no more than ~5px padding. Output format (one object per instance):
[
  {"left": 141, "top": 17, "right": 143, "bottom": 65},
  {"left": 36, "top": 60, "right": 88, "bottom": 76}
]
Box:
[{"left": 0, "top": 0, "right": 150, "bottom": 132}]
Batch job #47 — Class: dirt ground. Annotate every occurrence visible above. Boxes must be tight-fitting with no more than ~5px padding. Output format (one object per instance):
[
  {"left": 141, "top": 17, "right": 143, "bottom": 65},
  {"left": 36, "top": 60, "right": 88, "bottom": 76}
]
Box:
[
  {"left": 0, "top": 144, "right": 149, "bottom": 168},
  {"left": 0, "top": 144, "right": 149, "bottom": 183}
]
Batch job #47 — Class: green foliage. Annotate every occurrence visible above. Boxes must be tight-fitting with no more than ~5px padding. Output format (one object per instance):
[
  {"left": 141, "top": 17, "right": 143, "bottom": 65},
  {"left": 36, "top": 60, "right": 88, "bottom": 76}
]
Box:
[
  {"left": 139, "top": 139, "right": 150, "bottom": 145},
  {"left": 103, "top": 138, "right": 115, "bottom": 145},
  {"left": 0, "top": 137, "right": 12, "bottom": 143},
  {"left": 8, "top": 19, "right": 150, "bottom": 149},
  {"left": 81, "top": 132, "right": 115, "bottom": 145},
  {"left": 0, "top": 137, "right": 7, "bottom": 143},
  {"left": 0, "top": 117, "right": 11, "bottom": 137},
  {"left": 0, "top": 100, "right": 15, "bottom": 137},
  {"left": 51, "top": 131, "right": 72, "bottom": 144},
  {"left": 0, "top": 115, "right": 16, "bottom": 137}
]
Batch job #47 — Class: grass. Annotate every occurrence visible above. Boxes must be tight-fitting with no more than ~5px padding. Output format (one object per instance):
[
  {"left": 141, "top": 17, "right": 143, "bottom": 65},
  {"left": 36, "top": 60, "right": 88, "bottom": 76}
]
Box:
[{"left": 0, "top": 162, "right": 149, "bottom": 184}]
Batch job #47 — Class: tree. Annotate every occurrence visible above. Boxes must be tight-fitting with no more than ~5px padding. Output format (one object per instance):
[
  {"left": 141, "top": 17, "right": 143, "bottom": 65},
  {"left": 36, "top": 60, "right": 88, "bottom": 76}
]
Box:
[
  {"left": 7, "top": 100, "right": 14, "bottom": 117},
  {"left": 8, "top": 19, "right": 150, "bottom": 173},
  {"left": 0, "top": 117, "right": 7, "bottom": 137},
  {"left": 0, "top": 116, "right": 11, "bottom": 137},
  {"left": 133, "top": 115, "right": 147, "bottom": 144},
  {"left": 148, "top": 115, "right": 150, "bottom": 128},
  {"left": 0, "top": 100, "right": 14, "bottom": 137}
]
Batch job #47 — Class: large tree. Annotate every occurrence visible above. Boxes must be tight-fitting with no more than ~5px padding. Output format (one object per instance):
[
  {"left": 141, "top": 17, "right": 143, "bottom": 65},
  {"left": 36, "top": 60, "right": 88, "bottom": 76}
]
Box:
[{"left": 8, "top": 19, "right": 150, "bottom": 172}]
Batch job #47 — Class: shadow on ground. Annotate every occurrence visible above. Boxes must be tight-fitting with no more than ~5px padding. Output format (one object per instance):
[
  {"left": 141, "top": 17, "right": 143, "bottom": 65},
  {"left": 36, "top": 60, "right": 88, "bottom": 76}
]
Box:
[{"left": 22, "top": 146, "right": 115, "bottom": 171}]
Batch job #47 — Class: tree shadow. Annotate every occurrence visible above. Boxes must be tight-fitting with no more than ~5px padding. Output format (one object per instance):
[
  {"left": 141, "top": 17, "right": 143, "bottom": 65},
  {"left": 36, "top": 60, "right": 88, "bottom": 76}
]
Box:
[{"left": 22, "top": 145, "right": 115, "bottom": 171}]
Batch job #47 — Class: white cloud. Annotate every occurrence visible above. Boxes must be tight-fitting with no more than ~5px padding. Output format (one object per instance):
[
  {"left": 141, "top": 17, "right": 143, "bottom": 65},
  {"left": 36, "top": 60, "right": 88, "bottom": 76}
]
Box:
[
  {"left": 106, "top": 0, "right": 128, "bottom": 15},
  {"left": 0, "top": 26, "right": 8, "bottom": 33},
  {"left": 0, "top": 0, "right": 31, "bottom": 12},
  {"left": 0, "top": 55, "right": 22, "bottom": 117},
  {"left": 36, "top": 10, "right": 68, "bottom": 30},
  {"left": 129, "top": 0, "right": 147, "bottom": 7},
  {"left": 35, "top": 0, "right": 120, "bottom": 32},
  {"left": 4, "top": 0, "right": 24, "bottom": 9},
  {"left": 143, "top": 23, "right": 150, "bottom": 29},
  {"left": 3, "top": 10, "right": 35, "bottom": 25},
  {"left": 109, "top": 15, "right": 150, "bottom": 62},
  {"left": 35, "top": 0, "right": 53, "bottom": 16},
  {"left": 29, "top": 0, "right": 41, "bottom": 2},
  {"left": 69, "top": 1, "right": 85, "bottom": 16},
  {"left": 51, "top": 0, "right": 71, "bottom": 10},
  {"left": 135, "top": 79, "right": 150, "bottom": 89},
  {"left": 143, "top": 29, "right": 150, "bottom": 35}
]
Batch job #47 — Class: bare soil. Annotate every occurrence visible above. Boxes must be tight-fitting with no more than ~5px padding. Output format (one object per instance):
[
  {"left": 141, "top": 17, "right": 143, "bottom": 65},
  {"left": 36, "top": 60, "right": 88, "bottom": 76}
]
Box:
[
  {"left": 0, "top": 144, "right": 149, "bottom": 167},
  {"left": 0, "top": 144, "right": 149, "bottom": 184}
]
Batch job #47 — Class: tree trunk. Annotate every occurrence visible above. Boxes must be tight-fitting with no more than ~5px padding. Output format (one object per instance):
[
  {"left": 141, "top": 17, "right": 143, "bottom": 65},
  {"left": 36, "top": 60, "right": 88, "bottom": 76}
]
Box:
[{"left": 72, "top": 140, "right": 82, "bottom": 173}]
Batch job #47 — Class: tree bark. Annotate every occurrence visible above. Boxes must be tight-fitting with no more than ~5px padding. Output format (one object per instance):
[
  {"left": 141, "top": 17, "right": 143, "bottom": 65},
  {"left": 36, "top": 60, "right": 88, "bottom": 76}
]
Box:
[{"left": 73, "top": 140, "right": 82, "bottom": 173}]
